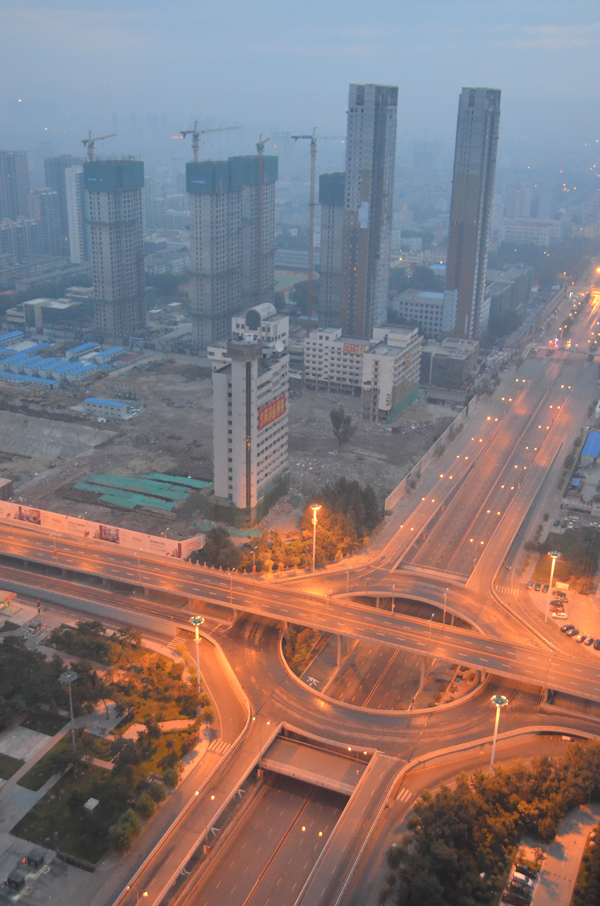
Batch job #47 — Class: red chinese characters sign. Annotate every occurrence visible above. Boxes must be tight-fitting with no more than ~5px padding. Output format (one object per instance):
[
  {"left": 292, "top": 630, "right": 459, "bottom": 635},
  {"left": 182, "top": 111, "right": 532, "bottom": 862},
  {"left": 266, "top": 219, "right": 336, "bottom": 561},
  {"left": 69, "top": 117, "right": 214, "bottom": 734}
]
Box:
[
  {"left": 258, "top": 394, "right": 286, "bottom": 430},
  {"left": 343, "top": 342, "right": 366, "bottom": 356}
]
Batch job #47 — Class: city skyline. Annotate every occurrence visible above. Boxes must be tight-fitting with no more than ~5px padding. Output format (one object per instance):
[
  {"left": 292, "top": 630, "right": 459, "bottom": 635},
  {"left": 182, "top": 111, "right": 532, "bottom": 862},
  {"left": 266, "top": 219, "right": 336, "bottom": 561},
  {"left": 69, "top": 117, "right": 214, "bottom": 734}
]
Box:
[{"left": 2, "top": 2, "right": 600, "bottom": 165}]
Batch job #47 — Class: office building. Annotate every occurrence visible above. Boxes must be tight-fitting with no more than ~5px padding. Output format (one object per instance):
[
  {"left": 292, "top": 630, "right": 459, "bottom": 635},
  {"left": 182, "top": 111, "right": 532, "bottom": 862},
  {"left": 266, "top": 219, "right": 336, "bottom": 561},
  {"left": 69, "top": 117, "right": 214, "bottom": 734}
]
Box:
[
  {"left": 445, "top": 87, "right": 501, "bottom": 339},
  {"left": 341, "top": 84, "right": 398, "bottom": 338},
  {"left": 485, "top": 265, "right": 532, "bottom": 323},
  {"left": 318, "top": 172, "right": 345, "bottom": 327},
  {"left": 44, "top": 155, "right": 86, "bottom": 255},
  {"left": 304, "top": 324, "right": 421, "bottom": 421},
  {"left": 504, "top": 186, "right": 532, "bottom": 220},
  {"left": 29, "top": 188, "right": 63, "bottom": 258},
  {"left": 210, "top": 304, "right": 289, "bottom": 526},
  {"left": 65, "top": 166, "right": 90, "bottom": 264},
  {"left": 187, "top": 155, "right": 277, "bottom": 348},
  {"left": 0, "top": 151, "right": 30, "bottom": 220},
  {"left": 420, "top": 337, "right": 479, "bottom": 389},
  {"left": 390, "top": 289, "right": 447, "bottom": 339},
  {"left": 499, "top": 218, "right": 562, "bottom": 248},
  {"left": 84, "top": 159, "right": 146, "bottom": 339}
]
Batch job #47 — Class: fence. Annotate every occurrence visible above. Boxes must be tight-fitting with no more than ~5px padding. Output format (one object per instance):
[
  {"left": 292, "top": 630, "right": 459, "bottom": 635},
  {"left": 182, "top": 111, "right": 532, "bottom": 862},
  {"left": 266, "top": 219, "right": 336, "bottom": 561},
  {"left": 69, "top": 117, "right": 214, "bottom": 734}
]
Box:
[{"left": 385, "top": 396, "right": 478, "bottom": 511}]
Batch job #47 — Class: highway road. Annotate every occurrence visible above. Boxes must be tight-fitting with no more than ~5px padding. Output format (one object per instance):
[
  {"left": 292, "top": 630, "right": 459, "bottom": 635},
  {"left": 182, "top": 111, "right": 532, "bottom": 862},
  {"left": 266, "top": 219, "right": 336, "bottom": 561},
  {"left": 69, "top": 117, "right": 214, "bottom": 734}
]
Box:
[
  {"left": 0, "top": 281, "right": 598, "bottom": 906},
  {"left": 176, "top": 775, "right": 347, "bottom": 906}
]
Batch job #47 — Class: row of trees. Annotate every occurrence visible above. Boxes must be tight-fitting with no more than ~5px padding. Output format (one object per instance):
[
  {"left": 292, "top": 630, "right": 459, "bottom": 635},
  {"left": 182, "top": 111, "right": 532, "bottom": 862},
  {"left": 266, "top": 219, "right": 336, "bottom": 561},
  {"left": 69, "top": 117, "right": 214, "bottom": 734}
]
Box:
[
  {"left": 192, "top": 479, "right": 383, "bottom": 572},
  {"left": 382, "top": 743, "right": 600, "bottom": 906}
]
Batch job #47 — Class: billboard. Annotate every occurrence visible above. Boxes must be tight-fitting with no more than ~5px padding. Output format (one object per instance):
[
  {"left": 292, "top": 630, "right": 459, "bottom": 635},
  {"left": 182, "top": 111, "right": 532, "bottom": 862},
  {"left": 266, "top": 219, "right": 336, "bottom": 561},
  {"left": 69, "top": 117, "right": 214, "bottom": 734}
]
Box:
[
  {"left": 258, "top": 394, "right": 286, "bottom": 431},
  {"left": 343, "top": 342, "right": 366, "bottom": 356}
]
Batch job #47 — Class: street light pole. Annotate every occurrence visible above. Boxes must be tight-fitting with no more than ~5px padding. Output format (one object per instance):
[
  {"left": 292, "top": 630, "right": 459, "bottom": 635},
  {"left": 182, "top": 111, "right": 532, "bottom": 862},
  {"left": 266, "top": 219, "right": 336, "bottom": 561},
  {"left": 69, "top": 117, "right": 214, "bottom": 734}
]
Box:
[
  {"left": 490, "top": 694, "right": 508, "bottom": 773},
  {"left": 190, "top": 616, "right": 205, "bottom": 692},
  {"left": 391, "top": 584, "right": 395, "bottom": 614},
  {"left": 59, "top": 670, "right": 78, "bottom": 771},
  {"left": 311, "top": 504, "right": 321, "bottom": 571},
  {"left": 545, "top": 552, "right": 560, "bottom": 623}
]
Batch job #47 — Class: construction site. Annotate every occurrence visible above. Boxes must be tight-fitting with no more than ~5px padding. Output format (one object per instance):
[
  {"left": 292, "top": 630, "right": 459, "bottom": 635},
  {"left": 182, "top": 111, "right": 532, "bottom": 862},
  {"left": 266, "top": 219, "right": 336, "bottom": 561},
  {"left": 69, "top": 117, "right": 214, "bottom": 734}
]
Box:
[{"left": 0, "top": 353, "right": 454, "bottom": 541}]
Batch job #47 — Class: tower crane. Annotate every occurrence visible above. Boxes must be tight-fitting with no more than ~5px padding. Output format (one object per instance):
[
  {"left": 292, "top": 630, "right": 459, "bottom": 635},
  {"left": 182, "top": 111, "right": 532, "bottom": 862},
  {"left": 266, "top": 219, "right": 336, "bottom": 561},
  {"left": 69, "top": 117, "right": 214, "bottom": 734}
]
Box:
[
  {"left": 256, "top": 136, "right": 270, "bottom": 308},
  {"left": 82, "top": 131, "right": 117, "bottom": 162},
  {"left": 292, "top": 129, "right": 345, "bottom": 333},
  {"left": 180, "top": 121, "right": 239, "bottom": 163}
]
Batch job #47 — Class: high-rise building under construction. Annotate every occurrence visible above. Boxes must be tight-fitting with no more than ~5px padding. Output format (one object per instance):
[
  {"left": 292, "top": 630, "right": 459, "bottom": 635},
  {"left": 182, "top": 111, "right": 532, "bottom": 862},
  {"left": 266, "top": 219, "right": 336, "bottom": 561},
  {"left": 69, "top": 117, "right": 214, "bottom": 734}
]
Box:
[
  {"left": 340, "top": 84, "right": 398, "bottom": 339},
  {"left": 445, "top": 87, "right": 501, "bottom": 339},
  {"left": 187, "top": 155, "right": 277, "bottom": 347},
  {"left": 84, "top": 158, "right": 146, "bottom": 339}
]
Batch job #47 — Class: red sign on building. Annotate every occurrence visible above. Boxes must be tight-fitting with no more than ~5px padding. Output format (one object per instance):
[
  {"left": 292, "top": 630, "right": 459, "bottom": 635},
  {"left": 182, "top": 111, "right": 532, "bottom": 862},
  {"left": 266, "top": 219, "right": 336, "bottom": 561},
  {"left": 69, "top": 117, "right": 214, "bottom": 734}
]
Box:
[
  {"left": 258, "top": 394, "right": 286, "bottom": 430},
  {"left": 343, "top": 342, "right": 366, "bottom": 356}
]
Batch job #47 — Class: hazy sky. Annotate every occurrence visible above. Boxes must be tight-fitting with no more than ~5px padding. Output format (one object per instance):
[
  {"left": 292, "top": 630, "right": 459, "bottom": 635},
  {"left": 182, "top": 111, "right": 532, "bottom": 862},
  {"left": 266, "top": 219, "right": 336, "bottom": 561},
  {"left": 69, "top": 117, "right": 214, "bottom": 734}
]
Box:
[{"left": 2, "top": 0, "right": 600, "bottom": 165}]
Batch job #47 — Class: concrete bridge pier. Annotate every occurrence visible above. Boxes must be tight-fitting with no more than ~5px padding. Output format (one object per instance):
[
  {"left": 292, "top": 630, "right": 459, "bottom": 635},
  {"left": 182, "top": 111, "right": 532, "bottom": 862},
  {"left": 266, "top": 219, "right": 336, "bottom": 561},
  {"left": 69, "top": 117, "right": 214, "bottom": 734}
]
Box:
[{"left": 337, "top": 634, "right": 346, "bottom": 667}]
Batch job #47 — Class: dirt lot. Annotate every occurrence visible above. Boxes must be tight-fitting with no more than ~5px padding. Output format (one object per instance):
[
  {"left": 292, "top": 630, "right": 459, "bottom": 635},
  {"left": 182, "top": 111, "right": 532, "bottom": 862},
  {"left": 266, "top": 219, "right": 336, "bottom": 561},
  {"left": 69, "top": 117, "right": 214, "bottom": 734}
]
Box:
[{"left": 0, "top": 357, "right": 454, "bottom": 537}]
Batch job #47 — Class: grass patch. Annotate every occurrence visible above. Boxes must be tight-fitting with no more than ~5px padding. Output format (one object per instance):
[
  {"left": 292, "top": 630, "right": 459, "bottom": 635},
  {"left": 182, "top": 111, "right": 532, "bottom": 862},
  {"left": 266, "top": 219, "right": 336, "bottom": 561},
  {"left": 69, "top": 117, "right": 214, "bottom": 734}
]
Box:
[
  {"left": 18, "top": 735, "right": 69, "bottom": 791},
  {"left": 0, "top": 620, "right": 19, "bottom": 633},
  {"left": 12, "top": 764, "right": 125, "bottom": 864},
  {"left": 0, "top": 752, "right": 24, "bottom": 779},
  {"left": 532, "top": 528, "right": 600, "bottom": 591},
  {"left": 21, "top": 710, "right": 68, "bottom": 737}
]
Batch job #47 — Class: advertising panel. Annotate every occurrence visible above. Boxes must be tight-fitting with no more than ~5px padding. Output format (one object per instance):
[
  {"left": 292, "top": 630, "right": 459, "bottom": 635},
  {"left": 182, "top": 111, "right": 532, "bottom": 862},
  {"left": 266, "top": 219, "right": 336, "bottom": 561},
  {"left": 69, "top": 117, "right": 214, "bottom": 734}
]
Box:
[
  {"left": 99, "top": 524, "right": 120, "bottom": 544},
  {"left": 0, "top": 500, "right": 204, "bottom": 560},
  {"left": 177, "top": 535, "right": 206, "bottom": 559},
  {"left": 258, "top": 394, "right": 286, "bottom": 431},
  {"left": 343, "top": 342, "right": 366, "bottom": 356},
  {"left": 18, "top": 506, "right": 41, "bottom": 525}
]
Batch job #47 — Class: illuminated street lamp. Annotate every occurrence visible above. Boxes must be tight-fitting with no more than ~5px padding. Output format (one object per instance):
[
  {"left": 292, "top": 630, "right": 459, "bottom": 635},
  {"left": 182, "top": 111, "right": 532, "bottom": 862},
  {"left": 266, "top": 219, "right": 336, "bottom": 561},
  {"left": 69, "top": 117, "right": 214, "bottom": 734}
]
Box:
[
  {"left": 59, "top": 670, "right": 78, "bottom": 769},
  {"left": 190, "top": 615, "right": 205, "bottom": 691},
  {"left": 490, "top": 694, "right": 509, "bottom": 773},
  {"left": 545, "top": 552, "right": 560, "bottom": 624},
  {"left": 311, "top": 505, "right": 321, "bottom": 571}
]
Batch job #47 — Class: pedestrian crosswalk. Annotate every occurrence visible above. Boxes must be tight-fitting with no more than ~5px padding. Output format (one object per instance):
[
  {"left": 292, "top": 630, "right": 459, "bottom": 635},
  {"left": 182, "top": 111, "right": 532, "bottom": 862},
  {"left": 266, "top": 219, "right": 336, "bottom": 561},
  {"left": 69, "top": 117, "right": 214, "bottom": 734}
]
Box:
[
  {"left": 396, "top": 787, "right": 413, "bottom": 803},
  {"left": 208, "top": 738, "right": 230, "bottom": 756},
  {"left": 495, "top": 585, "right": 514, "bottom": 595}
]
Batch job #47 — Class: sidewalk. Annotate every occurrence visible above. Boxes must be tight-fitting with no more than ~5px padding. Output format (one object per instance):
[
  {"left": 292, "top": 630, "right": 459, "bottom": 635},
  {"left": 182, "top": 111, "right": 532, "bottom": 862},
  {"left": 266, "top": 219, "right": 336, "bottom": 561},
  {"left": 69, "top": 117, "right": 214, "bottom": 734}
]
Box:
[{"left": 532, "top": 804, "right": 600, "bottom": 905}]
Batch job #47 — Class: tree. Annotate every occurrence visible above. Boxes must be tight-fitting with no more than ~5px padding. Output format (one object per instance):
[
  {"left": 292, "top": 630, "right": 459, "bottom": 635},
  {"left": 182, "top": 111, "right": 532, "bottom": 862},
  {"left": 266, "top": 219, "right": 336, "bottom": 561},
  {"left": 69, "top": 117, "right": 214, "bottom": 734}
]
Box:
[
  {"left": 330, "top": 406, "right": 357, "bottom": 450},
  {"left": 135, "top": 792, "right": 156, "bottom": 820},
  {"left": 163, "top": 766, "right": 180, "bottom": 788},
  {"left": 109, "top": 808, "right": 142, "bottom": 853},
  {"left": 195, "top": 527, "right": 241, "bottom": 569}
]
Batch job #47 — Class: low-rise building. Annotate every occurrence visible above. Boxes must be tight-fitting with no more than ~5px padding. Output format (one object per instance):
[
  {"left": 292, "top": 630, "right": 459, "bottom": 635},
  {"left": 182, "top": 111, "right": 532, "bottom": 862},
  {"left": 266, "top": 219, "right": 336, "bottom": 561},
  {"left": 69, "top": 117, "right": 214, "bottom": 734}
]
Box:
[
  {"left": 389, "top": 290, "right": 458, "bottom": 340},
  {"left": 420, "top": 337, "right": 479, "bottom": 389},
  {"left": 93, "top": 346, "right": 126, "bottom": 366},
  {"left": 303, "top": 325, "right": 422, "bottom": 420},
  {"left": 499, "top": 219, "right": 563, "bottom": 248},
  {"left": 85, "top": 397, "right": 131, "bottom": 419}
]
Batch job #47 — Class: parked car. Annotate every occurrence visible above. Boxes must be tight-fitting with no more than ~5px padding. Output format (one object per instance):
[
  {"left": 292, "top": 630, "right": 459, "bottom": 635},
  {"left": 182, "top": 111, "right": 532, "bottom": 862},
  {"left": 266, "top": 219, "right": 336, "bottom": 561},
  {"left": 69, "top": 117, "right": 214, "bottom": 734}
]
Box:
[
  {"left": 551, "top": 611, "right": 568, "bottom": 620},
  {"left": 542, "top": 584, "right": 549, "bottom": 593},
  {"left": 515, "top": 864, "right": 538, "bottom": 880},
  {"left": 561, "top": 624, "right": 575, "bottom": 633},
  {"left": 566, "top": 627, "right": 580, "bottom": 637},
  {"left": 593, "top": 639, "right": 600, "bottom": 651},
  {"left": 585, "top": 637, "right": 595, "bottom": 646},
  {"left": 534, "top": 583, "right": 541, "bottom": 592},
  {"left": 591, "top": 521, "right": 599, "bottom": 527},
  {"left": 554, "top": 590, "right": 567, "bottom": 598},
  {"left": 553, "top": 519, "right": 560, "bottom": 526},
  {"left": 576, "top": 634, "right": 588, "bottom": 644},
  {"left": 526, "top": 581, "right": 533, "bottom": 590}
]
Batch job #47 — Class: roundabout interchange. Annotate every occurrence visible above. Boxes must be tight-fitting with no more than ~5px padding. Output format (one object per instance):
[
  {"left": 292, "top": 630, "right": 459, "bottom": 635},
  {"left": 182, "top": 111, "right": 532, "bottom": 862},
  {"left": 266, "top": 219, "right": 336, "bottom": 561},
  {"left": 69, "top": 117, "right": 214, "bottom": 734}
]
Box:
[{"left": 2, "top": 285, "right": 600, "bottom": 906}]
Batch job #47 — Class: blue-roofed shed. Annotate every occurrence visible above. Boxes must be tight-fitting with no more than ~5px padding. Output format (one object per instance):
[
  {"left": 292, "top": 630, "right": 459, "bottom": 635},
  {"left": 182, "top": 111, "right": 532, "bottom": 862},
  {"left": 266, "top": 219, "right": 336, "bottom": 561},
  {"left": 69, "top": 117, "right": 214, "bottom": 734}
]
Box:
[{"left": 581, "top": 432, "right": 600, "bottom": 466}]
